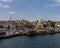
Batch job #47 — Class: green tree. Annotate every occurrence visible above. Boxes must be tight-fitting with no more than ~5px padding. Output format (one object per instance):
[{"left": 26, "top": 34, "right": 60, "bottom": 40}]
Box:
[
  {"left": 0, "top": 25, "right": 4, "bottom": 28},
  {"left": 50, "top": 22, "right": 55, "bottom": 27},
  {"left": 26, "top": 24, "right": 35, "bottom": 29},
  {"left": 48, "top": 20, "right": 55, "bottom": 27},
  {"left": 15, "top": 25, "right": 19, "bottom": 28},
  {"left": 43, "top": 24, "right": 47, "bottom": 28},
  {"left": 36, "top": 20, "right": 38, "bottom": 23}
]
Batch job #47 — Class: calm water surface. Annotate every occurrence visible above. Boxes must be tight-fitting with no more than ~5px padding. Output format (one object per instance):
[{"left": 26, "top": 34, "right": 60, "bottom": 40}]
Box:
[{"left": 0, "top": 33, "right": 60, "bottom": 48}]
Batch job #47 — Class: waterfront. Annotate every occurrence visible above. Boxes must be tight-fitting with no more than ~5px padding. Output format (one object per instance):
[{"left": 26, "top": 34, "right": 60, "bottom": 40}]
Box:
[{"left": 0, "top": 33, "right": 60, "bottom": 48}]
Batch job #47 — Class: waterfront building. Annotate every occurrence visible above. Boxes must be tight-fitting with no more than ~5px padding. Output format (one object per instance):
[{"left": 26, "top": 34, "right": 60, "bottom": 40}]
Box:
[
  {"left": 55, "top": 21, "right": 60, "bottom": 32},
  {"left": 55, "top": 21, "right": 60, "bottom": 27}
]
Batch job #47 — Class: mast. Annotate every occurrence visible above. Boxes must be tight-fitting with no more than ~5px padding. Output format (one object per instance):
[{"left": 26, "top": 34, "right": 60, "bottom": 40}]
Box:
[
  {"left": 10, "top": 16, "right": 12, "bottom": 22},
  {"left": 10, "top": 16, "right": 12, "bottom": 29}
]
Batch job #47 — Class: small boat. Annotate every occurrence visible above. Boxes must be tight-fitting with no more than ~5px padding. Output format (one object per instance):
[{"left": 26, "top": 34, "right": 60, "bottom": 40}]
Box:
[
  {"left": 48, "top": 30, "right": 56, "bottom": 34},
  {"left": 37, "top": 29, "right": 48, "bottom": 35},
  {"left": 25, "top": 30, "right": 36, "bottom": 36},
  {"left": 46, "top": 27, "right": 56, "bottom": 34}
]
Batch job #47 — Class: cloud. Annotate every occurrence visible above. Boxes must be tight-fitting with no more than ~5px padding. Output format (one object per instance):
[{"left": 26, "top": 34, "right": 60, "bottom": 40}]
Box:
[
  {"left": 45, "top": 0, "right": 60, "bottom": 7},
  {"left": 1, "top": 0, "right": 13, "bottom": 2},
  {"left": 8, "top": 11, "right": 15, "bottom": 14},
  {"left": 45, "top": 3, "right": 60, "bottom": 7},
  {"left": 3, "top": 5, "right": 10, "bottom": 8},
  {"left": 54, "top": 0, "right": 60, "bottom": 3},
  {"left": 0, "top": 4, "right": 10, "bottom": 8}
]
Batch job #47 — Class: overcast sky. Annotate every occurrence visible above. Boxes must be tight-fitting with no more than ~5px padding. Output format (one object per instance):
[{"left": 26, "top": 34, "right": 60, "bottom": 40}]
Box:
[{"left": 0, "top": 0, "right": 60, "bottom": 21}]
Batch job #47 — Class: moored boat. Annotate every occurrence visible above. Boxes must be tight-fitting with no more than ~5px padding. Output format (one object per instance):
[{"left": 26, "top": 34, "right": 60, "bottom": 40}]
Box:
[
  {"left": 46, "top": 27, "right": 56, "bottom": 34},
  {"left": 25, "top": 30, "right": 36, "bottom": 36},
  {"left": 36, "top": 29, "right": 48, "bottom": 35}
]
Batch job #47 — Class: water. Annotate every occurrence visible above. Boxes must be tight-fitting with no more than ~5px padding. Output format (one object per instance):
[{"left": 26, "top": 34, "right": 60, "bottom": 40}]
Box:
[{"left": 0, "top": 34, "right": 60, "bottom": 48}]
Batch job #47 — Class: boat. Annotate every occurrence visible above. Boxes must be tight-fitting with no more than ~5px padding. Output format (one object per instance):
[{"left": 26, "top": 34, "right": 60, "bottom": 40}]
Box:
[
  {"left": 46, "top": 27, "right": 56, "bottom": 34},
  {"left": 36, "top": 29, "right": 48, "bottom": 35},
  {"left": 25, "top": 30, "right": 36, "bottom": 36}
]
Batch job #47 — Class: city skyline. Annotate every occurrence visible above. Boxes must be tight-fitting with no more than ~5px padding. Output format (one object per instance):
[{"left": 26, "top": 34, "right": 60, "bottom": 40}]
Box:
[{"left": 0, "top": 0, "right": 60, "bottom": 21}]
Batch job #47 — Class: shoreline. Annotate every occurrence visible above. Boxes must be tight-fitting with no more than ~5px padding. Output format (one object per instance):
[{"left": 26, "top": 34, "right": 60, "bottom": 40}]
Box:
[{"left": 0, "top": 31, "right": 60, "bottom": 39}]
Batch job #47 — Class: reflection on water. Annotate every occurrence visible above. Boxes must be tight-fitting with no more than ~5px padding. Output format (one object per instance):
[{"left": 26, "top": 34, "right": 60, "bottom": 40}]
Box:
[{"left": 0, "top": 34, "right": 60, "bottom": 48}]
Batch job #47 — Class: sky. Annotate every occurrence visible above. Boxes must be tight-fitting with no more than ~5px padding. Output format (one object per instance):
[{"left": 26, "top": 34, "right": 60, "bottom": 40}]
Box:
[{"left": 0, "top": 0, "right": 60, "bottom": 21}]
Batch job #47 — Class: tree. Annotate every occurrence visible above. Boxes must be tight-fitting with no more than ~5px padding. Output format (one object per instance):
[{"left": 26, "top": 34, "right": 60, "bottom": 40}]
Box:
[
  {"left": 36, "top": 20, "right": 38, "bottom": 23},
  {"left": 50, "top": 22, "right": 55, "bottom": 27},
  {"left": 43, "top": 24, "right": 47, "bottom": 28},
  {"left": 15, "top": 25, "right": 19, "bottom": 28},
  {"left": 0, "top": 25, "right": 4, "bottom": 28},
  {"left": 26, "top": 24, "right": 35, "bottom": 29},
  {"left": 48, "top": 20, "right": 55, "bottom": 27}
]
